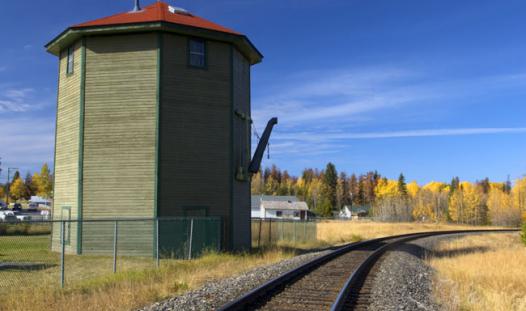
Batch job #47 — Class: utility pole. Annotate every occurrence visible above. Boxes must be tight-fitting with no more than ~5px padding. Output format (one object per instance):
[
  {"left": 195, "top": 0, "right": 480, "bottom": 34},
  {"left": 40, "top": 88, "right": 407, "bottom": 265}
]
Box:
[{"left": 6, "top": 167, "right": 19, "bottom": 205}]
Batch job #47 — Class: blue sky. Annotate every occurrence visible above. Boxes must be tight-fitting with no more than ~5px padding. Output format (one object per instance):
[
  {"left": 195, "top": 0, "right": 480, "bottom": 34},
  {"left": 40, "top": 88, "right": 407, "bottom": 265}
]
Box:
[{"left": 1, "top": 0, "right": 525, "bottom": 184}]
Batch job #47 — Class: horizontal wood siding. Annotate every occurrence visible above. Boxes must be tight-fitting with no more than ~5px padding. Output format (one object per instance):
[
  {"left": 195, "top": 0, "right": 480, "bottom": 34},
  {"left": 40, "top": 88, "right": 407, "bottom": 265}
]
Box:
[
  {"left": 81, "top": 34, "right": 158, "bottom": 254},
  {"left": 159, "top": 33, "right": 232, "bottom": 247},
  {"left": 232, "top": 48, "right": 251, "bottom": 250},
  {"left": 52, "top": 41, "right": 82, "bottom": 253},
  {"left": 81, "top": 220, "right": 154, "bottom": 256},
  {"left": 82, "top": 34, "right": 157, "bottom": 218}
]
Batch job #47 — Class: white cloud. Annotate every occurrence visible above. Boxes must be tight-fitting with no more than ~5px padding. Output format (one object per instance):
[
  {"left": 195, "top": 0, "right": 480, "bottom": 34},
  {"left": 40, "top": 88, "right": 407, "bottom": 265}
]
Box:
[
  {"left": 276, "top": 127, "right": 526, "bottom": 143},
  {"left": 0, "top": 86, "right": 47, "bottom": 113},
  {"left": 251, "top": 66, "right": 526, "bottom": 159},
  {"left": 0, "top": 117, "right": 55, "bottom": 179}
]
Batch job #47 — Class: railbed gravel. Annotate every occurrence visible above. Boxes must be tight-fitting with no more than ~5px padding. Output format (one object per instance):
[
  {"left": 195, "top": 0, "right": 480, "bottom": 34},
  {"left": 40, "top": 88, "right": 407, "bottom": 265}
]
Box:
[
  {"left": 367, "top": 236, "right": 443, "bottom": 311},
  {"left": 139, "top": 249, "right": 332, "bottom": 311}
]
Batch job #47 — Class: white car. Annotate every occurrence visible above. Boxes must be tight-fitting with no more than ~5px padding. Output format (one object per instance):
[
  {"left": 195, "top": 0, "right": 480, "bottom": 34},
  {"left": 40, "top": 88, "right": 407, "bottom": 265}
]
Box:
[
  {"left": 13, "top": 211, "right": 31, "bottom": 221},
  {"left": 40, "top": 210, "right": 51, "bottom": 220},
  {"left": 0, "top": 211, "right": 17, "bottom": 222}
]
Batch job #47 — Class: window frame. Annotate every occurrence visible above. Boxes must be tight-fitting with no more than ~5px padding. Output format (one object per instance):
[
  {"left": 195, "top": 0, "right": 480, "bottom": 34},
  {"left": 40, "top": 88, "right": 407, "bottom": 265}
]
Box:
[
  {"left": 187, "top": 38, "right": 207, "bottom": 69},
  {"left": 66, "top": 46, "right": 75, "bottom": 75}
]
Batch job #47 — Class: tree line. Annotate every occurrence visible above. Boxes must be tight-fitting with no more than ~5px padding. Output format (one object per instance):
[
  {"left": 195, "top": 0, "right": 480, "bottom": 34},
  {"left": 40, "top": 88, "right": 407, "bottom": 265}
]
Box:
[
  {"left": 0, "top": 164, "right": 53, "bottom": 202},
  {"left": 252, "top": 163, "right": 526, "bottom": 226}
]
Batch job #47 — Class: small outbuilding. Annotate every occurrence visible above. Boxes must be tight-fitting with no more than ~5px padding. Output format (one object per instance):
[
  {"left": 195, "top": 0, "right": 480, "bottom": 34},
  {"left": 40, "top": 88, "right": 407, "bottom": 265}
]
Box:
[{"left": 251, "top": 196, "right": 309, "bottom": 220}]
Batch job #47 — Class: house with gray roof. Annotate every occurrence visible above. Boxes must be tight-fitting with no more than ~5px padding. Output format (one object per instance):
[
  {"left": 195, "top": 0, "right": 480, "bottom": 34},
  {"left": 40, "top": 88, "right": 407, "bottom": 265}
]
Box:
[{"left": 251, "top": 195, "right": 309, "bottom": 220}]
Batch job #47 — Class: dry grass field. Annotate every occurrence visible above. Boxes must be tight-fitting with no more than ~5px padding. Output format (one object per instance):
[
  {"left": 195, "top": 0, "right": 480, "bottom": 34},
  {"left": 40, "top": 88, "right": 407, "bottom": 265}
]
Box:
[
  {"left": 1, "top": 249, "right": 296, "bottom": 311},
  {"left": 0, "top": 221, "right": 517, "bottom": 311},
  {"left": 429, "top": 233, "right": 526, "bottom": 311},
  {"left": 316, "top": 220, "right": 502, "bottom": 244}
]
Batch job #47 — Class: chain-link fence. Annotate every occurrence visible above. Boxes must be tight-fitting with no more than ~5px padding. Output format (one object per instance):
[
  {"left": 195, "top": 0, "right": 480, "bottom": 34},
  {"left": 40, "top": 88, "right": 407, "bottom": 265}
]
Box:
[
  {"left": 0, "top": 217, "right": 221, "bottom": 291},
  {"left": 251, "top": 218, "right": 317, "bottom": 247}
]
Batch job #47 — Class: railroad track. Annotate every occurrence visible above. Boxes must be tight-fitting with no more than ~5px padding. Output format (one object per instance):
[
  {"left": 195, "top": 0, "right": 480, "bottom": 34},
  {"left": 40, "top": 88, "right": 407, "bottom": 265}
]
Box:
[{"left": 219, "top": 229, "right": 518, "bottom": 311}]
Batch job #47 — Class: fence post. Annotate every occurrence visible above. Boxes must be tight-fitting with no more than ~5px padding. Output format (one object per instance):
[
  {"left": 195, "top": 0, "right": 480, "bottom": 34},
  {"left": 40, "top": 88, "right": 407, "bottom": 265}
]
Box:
[
  {"left": 257, "top": 218, "right": 262, "bottom": 248},
  {"left": 293, "top": 220, "right": 297, "bottom": 244},
  {"left": 113, "top": 220, "right": 118, "bottom": 273},
  {"left": 188, "top": 218, "right": 194, "bottom": 260},
  {"left": 280, "top": 220, "right": 283, "bottom": 241},
  {"left": 303, "top": 220, "right": 307, "bottom": 242},
  {"left": 268, "top": 218, "right": 272, "bottom": 244},
  {"left": 60, "top": 221, "right": 65, "bottom": 288},
  {"left": 155, "top": 218, "right": 160, "bottom": 267}
]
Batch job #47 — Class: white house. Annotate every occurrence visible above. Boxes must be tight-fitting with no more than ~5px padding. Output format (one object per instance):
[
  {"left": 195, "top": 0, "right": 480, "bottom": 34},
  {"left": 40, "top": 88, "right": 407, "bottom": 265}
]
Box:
[
  {"left": 251, "top": 195, "right": 309, "bottom": 220},
  {"left": 339, "top": 206, "right": 352, "bottom": 219},
  {"left": 30, "top": 196, "right": 51, "bottom": 206}
]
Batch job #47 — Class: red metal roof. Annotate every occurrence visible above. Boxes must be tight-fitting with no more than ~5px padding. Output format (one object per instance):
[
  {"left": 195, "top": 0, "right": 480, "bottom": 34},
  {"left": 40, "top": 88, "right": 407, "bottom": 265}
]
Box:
[{"left": 73, "top": 1, "right": 240, "bottom": 35}]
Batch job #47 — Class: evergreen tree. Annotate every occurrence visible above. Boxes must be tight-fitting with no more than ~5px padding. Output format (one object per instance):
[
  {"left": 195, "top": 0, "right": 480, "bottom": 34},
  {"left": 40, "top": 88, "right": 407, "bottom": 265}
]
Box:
[
  {"left": 11, "top": 171, "right": 20, "bottom": 184},
  {"left": 398, "top": 173, "right": 408, "bottom": 198},
  {"left": 349, "top": 173, "right": 359, "bottom": 206},
  {"left": 24, "top": 172, "right": 36, "bottom": 200},
  {"left": 450, "top": 176, "right": 460, "bottom": 194},
  {"left": 321, "top": 162, "right": 338, "bottom": 213}
]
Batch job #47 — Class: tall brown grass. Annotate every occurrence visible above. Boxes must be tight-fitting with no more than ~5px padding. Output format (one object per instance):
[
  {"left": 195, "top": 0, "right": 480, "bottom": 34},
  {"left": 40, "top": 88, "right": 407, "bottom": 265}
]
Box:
[
  {"left": 1, "top": 221, "right": 510, "bottom": 311},
  {"left": 429, "top": 233, "right": 526, "bottom": 311},
  {"left": 316, "top": 220, "right": 499, "bottom": 244},
  {"left": 1, "top": 249, "right": 294, "bottom": 311}
]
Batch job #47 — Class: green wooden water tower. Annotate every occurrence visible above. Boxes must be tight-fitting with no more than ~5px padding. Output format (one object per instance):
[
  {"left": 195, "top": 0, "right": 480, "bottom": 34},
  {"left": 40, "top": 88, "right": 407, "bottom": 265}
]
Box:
[{"left": 46, "top": 0, "right": 277, "bottom": 255}]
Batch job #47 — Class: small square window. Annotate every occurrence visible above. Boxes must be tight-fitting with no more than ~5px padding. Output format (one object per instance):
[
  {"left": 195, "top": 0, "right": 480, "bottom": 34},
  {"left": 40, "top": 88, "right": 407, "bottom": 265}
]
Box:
[
  {"left": 66, "top": 47, "right": 74, "bottom": 75},
  {"left": 276, "top": 211, "right": 283, "bottom": 217},
  {"left": 188, "top": 39, "right": 206, "bottom": 68}
]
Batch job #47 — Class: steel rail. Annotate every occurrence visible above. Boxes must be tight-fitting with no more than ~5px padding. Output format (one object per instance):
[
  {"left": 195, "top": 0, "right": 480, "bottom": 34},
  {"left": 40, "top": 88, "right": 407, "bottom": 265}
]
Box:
[
  {"left": 330, "top": 229, "right": 519, "bottom": 310},
  {"left": 220, "top": 229, "right": 519, "bottom": 311}
]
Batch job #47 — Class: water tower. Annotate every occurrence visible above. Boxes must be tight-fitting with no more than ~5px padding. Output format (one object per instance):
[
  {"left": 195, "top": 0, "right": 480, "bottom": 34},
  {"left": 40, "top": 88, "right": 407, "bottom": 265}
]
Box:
[{"left": 46, "top": 1, "right": 276, "bottom": 254}]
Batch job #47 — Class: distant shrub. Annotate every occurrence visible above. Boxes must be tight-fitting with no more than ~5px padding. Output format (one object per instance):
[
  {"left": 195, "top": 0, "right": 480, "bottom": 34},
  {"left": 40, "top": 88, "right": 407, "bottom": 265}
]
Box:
[
  {"left": 521, "top": 223, "right": 526, "bottom": 246},
  {"left": 0, "top": 223, "right": 51, "bottom": 236}
]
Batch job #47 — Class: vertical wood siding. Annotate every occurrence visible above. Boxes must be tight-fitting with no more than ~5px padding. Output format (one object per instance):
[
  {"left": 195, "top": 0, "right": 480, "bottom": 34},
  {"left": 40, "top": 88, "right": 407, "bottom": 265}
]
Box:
[
  {"left": 232, "top": 48, "right": 252, "bottom": 250},
  {"left": 158, "top": 33, "right": 233, "bottom": 248},
  {"left": 52, "top": 40, "right": 82, "bottom": 253}
]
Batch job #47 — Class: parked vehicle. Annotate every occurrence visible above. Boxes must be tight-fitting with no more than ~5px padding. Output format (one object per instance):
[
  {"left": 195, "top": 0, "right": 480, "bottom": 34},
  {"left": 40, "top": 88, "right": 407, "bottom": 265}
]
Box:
[
  {"left": 28, "top": 202, "right": 39, "bottom": 212},
  {"left": 41, "top": 210, "right": 51, "bottom": 220},
  {"left": 11, "top": 203, "right": 22, "bottom": 212},
  {"left": 0, "top": 201, "right": 7, "bottom": 210},
  {"left": 0, "top": 211, "right": 17, "bottom": 222},
  {"left": 13, "top": 211, "right": 31, "bottom": 221}
]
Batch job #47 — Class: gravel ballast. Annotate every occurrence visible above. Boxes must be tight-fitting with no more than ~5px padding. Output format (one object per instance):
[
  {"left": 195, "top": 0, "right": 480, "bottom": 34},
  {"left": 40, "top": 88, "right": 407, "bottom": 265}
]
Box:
[
  {"left": 367, "top": 237, "right": 442, "bottom": 311},
  {"left": 139, "top": 249, "right": 332, "bottom": 311}
]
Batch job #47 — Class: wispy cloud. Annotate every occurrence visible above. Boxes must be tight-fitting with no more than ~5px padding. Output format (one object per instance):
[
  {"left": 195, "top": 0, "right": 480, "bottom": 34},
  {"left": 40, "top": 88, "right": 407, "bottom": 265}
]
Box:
[
  {"left": 276, "top": 127, "right": 526, "bottom": 143},
  {"left": 0, "top": 86, "right": 47, "bottom": 113},
  {"left": 251, "top": 66, "right": 526, "bottom": 159},
  {"left": 0, "top": 117, "right": 55, "bottom": 180}
]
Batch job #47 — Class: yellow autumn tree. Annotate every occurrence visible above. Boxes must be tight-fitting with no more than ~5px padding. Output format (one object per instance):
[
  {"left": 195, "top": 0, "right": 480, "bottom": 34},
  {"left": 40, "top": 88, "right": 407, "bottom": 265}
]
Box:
[
  {"left": 0, "top": 185, "right": 5, "bottom": 200},
  {"left": 32, "top": 163, "right": 53, "bottom": 198},
  {"left": 9, "top": 178, "right": 26, "bottom": 202},
  {"left": 413, "top": 181, "right": 449, "bottom": 222},
  {"left": 487, "top": 184, "right": 520, "bottom": 226},
  {"left": 307, "top": 178, "right": 322, "bottom": 211},
  {"left": 511, "top": 177, "right": 526, "bottom": 221},
  {"left": 407, "top": 181, "right": 420, "bottom": 198},
  {"left": 251, "top": 171, "right": 263, "bottom": 194},
  {"left": 374, "top": 179, "right": 411, "bottom": 221},
  {"left": 449, "top": 182, "right": 485, "bottom": 224}
]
